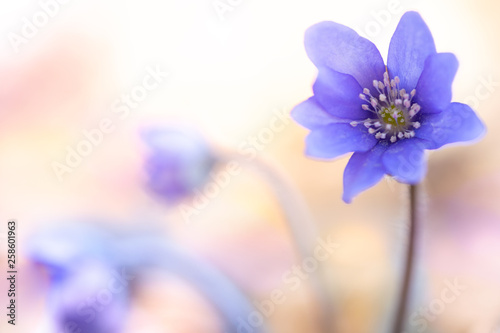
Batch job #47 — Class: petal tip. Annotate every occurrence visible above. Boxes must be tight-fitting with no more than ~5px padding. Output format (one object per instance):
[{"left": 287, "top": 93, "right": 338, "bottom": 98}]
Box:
[
  {"left": 401, "top": 11, "right": 422, "bottom": 19},
  {"left": 342, "top": 193, "right": 353, "bottom": 204},
  {"left": 399, "top": 11, "right": 426, "bottom": 25}
]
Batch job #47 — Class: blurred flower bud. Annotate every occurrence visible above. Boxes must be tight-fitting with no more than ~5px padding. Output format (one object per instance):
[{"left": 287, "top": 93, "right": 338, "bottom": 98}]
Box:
[{"left": 142, "top": 126, "right": 216, "bottom": 203}]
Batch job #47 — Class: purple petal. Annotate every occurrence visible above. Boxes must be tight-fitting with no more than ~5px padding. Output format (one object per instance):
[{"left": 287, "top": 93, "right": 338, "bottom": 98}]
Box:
[
  {"left": 306, "top": 123, "right": 378, "bottom": 159},
  {"left": 291, "top": 97, "right": 340, "bottom": 130},
  {"left": 53, "top": 264, "right": 130, "bottom": 333},
  {"left": 313, "top": 67, "right": 371, "bottom": 120},
  {"left": 382, "top": 139, "right": 428, "bottom": 184},
  {"left": 416, "top": 102, "right": 486, "bottom": 149},
  {"left": 387, "top": 12, "right": 436, "bottom": 91},
  {"left": 342, "top": 144, "right": 386, "bottom": 203},
  {"left": 415, "top": 53, "right": 458, "bottom": 114},
  {"left": 305, "top": 21, "right": 385, "bottom": 90}
]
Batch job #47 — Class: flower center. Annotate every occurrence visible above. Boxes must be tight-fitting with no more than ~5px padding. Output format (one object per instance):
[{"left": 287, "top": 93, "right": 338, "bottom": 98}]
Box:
[{"left": 350, "top": 72, "right": 421, "bottom": 143}]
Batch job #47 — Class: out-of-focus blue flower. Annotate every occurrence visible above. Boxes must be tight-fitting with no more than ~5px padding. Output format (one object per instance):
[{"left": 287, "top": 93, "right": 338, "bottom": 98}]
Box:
[
  {"left": 142, "top": 126, "right": 216, "bottom": 203},
  {"left": 28, "top": 222, "right": 267, "bottom": 333},
  {"left": 28, "top": 224, "right": 130, "bottom": 333},
  {"left": 291, "top": 11, "right": 485, "bottom": 203},
  {"left": 49, "top": 263, "right": 131, "bottom": 333}
]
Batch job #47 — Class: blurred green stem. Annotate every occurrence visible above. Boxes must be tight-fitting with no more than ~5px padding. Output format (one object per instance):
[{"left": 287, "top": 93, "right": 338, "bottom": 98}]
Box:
[{"left": 392, "top": 184, "right": 418, "bottom": 333}]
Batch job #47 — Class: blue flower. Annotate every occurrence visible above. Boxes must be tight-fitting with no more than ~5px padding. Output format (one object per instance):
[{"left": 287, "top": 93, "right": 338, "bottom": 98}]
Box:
[
  {"left": 142, "top": 126, "right": 216, "bottom": 203},
  {"left": 28, "top": 223, "right": 130, "bottom": 333},
  {"left": 50, "top": 263, "right": 131, "bottom": 333},
  {"left": 28, "top": 222, "right": 267, "bottom": 333},
  {"left": 292, "top": 11, "right": 485, "bottom": 203}
]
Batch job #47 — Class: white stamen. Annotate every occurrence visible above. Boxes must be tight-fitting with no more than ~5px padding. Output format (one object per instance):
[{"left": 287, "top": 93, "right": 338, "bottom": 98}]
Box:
[{"left": 359, "top": 73, "right": 423, "bottom": 143}]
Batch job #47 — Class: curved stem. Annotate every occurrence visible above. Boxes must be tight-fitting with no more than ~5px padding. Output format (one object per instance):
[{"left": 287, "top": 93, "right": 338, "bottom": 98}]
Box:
[
  {"left": 226, "top": 154, "right": 334, "bottom": 333},
  {"left": 392, "top": 184, "right": 418, "bottom": 333}
]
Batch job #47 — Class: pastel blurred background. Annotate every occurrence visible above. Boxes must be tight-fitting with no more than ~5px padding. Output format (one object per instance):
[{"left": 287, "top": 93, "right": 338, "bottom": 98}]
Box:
[{"left": 0, "top": 0, "right": 499, "bottom": 332}]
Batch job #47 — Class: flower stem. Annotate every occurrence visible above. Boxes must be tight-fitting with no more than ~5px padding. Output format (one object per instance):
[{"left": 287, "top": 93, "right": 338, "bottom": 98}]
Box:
[
  {"left": 392, "top": 184, "right": 418, "bottom": 333},
  {"left": 226, "top": 153, "right": 334, "bottom": 333}
]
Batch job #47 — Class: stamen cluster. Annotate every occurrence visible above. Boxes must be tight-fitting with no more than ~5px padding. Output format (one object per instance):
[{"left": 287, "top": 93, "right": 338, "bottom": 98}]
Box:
[{"left": 350, "top": 72, "right": 421, "bottom": 143}]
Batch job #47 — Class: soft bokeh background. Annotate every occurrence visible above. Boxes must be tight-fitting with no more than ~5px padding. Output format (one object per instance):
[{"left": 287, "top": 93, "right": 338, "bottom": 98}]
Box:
[{"left": 1, "top": 0, "right": 500, "bottom": 332}]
